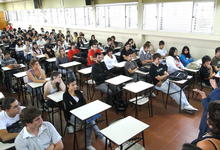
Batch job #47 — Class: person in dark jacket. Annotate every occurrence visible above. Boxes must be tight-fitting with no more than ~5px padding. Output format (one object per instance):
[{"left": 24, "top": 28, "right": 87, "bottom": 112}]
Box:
[{"left": 63, "top": 79, "right": 106, "bottom": 150}]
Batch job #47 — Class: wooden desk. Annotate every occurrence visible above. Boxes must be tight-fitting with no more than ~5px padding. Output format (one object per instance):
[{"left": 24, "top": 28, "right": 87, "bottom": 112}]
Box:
[{"left": 100, "top": 116, "right": 149, "bottom": 150}]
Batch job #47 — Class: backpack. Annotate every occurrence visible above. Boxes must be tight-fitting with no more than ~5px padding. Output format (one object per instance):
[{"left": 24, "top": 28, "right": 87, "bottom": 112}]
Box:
[{"left": 169, "top": 70, "right": 188, "bottom": 81}]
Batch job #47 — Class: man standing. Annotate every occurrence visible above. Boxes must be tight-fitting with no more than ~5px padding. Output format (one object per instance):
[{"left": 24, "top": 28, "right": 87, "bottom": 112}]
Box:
[{"left": 15, "top": 107, "right": 63, "bottom": 150}]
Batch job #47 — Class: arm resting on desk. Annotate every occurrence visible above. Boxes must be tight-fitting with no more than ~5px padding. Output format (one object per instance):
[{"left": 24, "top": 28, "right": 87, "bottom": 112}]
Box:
[{"left": 0, "top": 129, "right": 18, "bottom": 142}]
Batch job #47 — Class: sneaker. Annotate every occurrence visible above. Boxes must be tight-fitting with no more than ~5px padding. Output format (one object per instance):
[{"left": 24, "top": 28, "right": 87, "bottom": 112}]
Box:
[
  {"left": 67, "top": 126, "right": 74, "bottom": 133},
  {"left": 86, "top": 145, "right": 96, "bottom": 150},
  {"left": 183, "top": 105, "right": 198, "bottom": 111}
]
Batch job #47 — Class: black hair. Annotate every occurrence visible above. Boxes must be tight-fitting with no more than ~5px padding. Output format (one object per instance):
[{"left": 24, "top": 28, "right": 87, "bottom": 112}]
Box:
[
  {"left": 2, "top": 97, "right": 17, "bottom": 110},
  {"left": 92, "top": 41, "right": 98, "bottom": 46},
  {"left": 152, "top": 53, "right": 161, "bottom": 60},
  {"left": 20, "top": 107, "right": 41, "bottom": 125},
  {"left": 182, "top": 143, "right": 202, "bottom": 150},
  {"left": 94, "top": 52, "right": 101, "bottom": 58},
  {"left": 159, "top": 40, "right": 165, "bottom": 46},
  {"left": 106, "top": 47, "right": 113, "bottom": 54},
  {"left": 107, "top": 37, "right": 112, "bottom": 42},
  {"left": 169, "top": 47, "right": 178, "bottom": 60},
  {"left": 215, "top": 47, "right": 220, "bottom": 54},
  {"left": 207, "top": 100, "right": 220, "bottom": 136},
  {"left": 182, "top": 46, "right": 191, "bottom": 58},
  {"left": 4, "top": 50, "right": 10, "bottom": 55},
  {"left": 202, "top": 55, "right": 211, "bottom": 64},
  {"left": 70, "top": 42, "right": 76, "bottom": 46}
]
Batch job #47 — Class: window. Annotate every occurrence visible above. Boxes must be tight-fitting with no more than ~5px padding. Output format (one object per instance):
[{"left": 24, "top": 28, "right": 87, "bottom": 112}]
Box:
[
  {"left": 125, "top": 4, "right": 137, "bottom": 29},
  {"left": 143, "top": 4, "right": 158, "bottom": 31},
  {"left": 64, "top": 8, "right": 76, "bottom": 26},
  {"left": 143, "top": 1, "right": 215, "bottom": 33},
  {"left": 108, "top": 5, "right": 125, "bottom": 28},
  {"left": 57, "top": 8, "right": 65, "bottom": 26},
  {"left": 159, "top": 2, "right": 193, "bottom": 32},
  {"left": 96, "top": 6, "right": 108, "bottom": 27},
  {"left": 85, "top": 7, "right": 94, "bottom": 27},
  {"left": 192, "top": 1, "right": 214, "bottom": 33},
  {"left": 75, "top": 8, "right": 85, "bottom": 26}
]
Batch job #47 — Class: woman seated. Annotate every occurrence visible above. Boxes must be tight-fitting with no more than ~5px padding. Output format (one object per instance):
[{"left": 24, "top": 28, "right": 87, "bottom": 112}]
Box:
[
  {"left": 43, "top": 71, "right": 66, "bottom": 107},
  {"left": 56, "top": 48, "right": 76, "bottom": 80},
  {"left": 180, "top": 46, "right": 194, "bottom": 67},
  {"left": 192, "top": 100, "right": 220, "bottom": 150},
  {"left": 63, "top": 79, "right": 106, "bottom": 150},
  {"left": 200, "top": 55, "right": 217, "bottom": 89},
  {"left": 45, "top": 45, "right": 55, "bottom": 59},
  {"left": 31, "top": 42, "right": 43, "bottom": 58},
  {"left": 166, "top": 47, "right": 184, "bottom": 74}
]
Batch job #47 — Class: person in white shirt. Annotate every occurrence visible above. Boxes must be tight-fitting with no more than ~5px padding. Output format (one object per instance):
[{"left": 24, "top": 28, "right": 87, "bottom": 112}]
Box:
[
  {"left": 104, "top": 48, "right": 118, "bottom": 70},
  {"left": 0, "top": 97, "right": 24, "bottom": 142},
  {"left": 156, "top": 40, "right": 167, "bottom": 58},
  {"left": 23, "top": 40, "right": 32, "bottom": 64},
  {"left": 15, "top": 39, "right": 26, "bottom": 63},
  {"left": 37, "top": 34, "right": 46, "bottom": 49},
  {"left": 166, "top": 47, "right": 184, "bottom": 74}
]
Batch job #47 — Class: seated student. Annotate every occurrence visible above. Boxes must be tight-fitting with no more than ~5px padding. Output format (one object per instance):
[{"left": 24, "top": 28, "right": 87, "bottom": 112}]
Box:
[
  {"left": 193, "top": 88, "right": 220, "bottom": 138},
  {"left": 126, "top": 38, "right": 136, "bottom": 51},
  {"left": 63, "top": 79, "right": 106, "bottom": 150},
  {"left": 180, "top": 46, "right": 194, "bottom": 67},
  {"left": 36, "top": 34, "right": 46, "bottom": 49},
  {"left": 149, "top": 53, "right": 198, "bottom": 112},
  {"left": 45, "top": 45, "right": 55, "bottom": 59},
  {"left": 1, "top": 51, "right": 20, "bottom": 93},
  {"left": 156, "top": 40, "right": 167, "bottom": 58},
  {"left": 87, "top": 41, "right": 102, "bottom": 66},
  {"left": 139, "top": 42, "right": 153, "bottom": 69},
  {"left": 56, "top": 48, "right": 76, "bottom": 79},
  {"left": 111, "top": 35, "right": 119, "bottom": 48},
  {"left": 23, "top": 40, "right": 32, "bottom": 64},
  {"left": 27, "top": 59, "right": 46, "bottom": 83},
  {"left": 104, "top": 47, "right": 118, "bottom": 72},
  {"left": 0, "top": 98, "right": 23, "bottom": 142},
  {"left": 43, "top": 71, "right": 66, "bottom": 107},
  {"left": 67, "top": 42, "right": 80, "bottom": 61},
  {"left": 15, "top": 107, "right": 64, "bottom": 150},
  {"left": 53, "top": 40, "right": 65, "bottom": 52},
  {"left": 79, "top": 32, "right": 87, "bottom": 45},
  {"left": 166, "top": 47, "right": 184, "bottom": 74},
  {"left": 191, "top": 101, "right": 220, "bottom": 150},
  {"left": 200, "top": 55, "right": 218, "bottom": 89},
  {"left": 89, "top": 35, "right": 98, "bottom": 47},
  {"left": 76, "top": 36, "right": 84, "bottom": 49},
  {"left": 31, "top": 42, "right": 43, "bottom": 58},
  {"left": 211, "top": 47, "right": 220, "bottom": 72},
  {"left": 15, "top": 39, "right": 25, "bottom": 63},
  {"left": 73, "top": 32, "right": 78, "bottom": 43},
  {"left": 120, "top": 43, "right": 135, "bottom": 62},
  {"left": 139, "top": 41, "right": 155, "bottom": 54},
  {"left": 104, "top": 37, "right": 115, "bottom": 51}
]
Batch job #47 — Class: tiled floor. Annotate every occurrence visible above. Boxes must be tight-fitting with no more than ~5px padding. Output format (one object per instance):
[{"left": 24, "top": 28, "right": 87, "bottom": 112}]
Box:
[{"left": 1, "top": 83, "right": 204, "bottom": 150}]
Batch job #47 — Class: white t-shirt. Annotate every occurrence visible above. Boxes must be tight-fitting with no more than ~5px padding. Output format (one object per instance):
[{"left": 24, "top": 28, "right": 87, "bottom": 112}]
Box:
[
  {"left": 0, "top": 106, "right": 25, "bottom": 130},
  {"left": 0, "top": 111, "right": 20, "bottom": 130},
  {"left": 156, "top": 48, "right": 167, "bottom": 57},
  {"left": 104, "top": 54, "right": 118, "bottom": 70}
]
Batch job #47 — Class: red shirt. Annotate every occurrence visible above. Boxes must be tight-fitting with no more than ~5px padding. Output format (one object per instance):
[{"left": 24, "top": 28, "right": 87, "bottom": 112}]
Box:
[
  {"left": 87, "top": 49, "right": 102, "bottom": 66},
  {"left": 6, "top": 25, "right": 13, "bottom": 31},
  {"left": 67, "top": 48, "right": 80, "bottom": 61}
]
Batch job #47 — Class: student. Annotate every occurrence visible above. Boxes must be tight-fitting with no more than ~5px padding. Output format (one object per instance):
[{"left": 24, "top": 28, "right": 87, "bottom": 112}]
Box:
[
  {"left": 72, "top": 32, "right": 78, "bottom": 42},
  {"left": 76, "top": 36, "right": 84, "bottom": 49},
  {"left": 166, "top": 47, "right": 184, "bottom": 74},
  {"left": 15, "top": 107, "right": 64, "bottom": 150},
  {"left": 15, "top": 39, "right": 25, "bottom": 63},
  {"left": 67, "top": 42, "right": 80, "bottom": 61},
  {"left": 56, "top": 48, "right": 76, "bottom": 80},
  {"left": 200, "top": 55, "right": 218, "bottom": 89},
  {"left": 65, "top": 30, "right": 73, "bottom": 42},
  {"left": 36, "top": 34, "right": 46, "bottom": 49},
  {"left": 87, "top": 41, "right": 102, "bottom": 66},
  {"left": 63, "top": 79, "right": 106, "bottom": 150},
  {"left": 2, "top": 51, "right": 20, "bottom": 93},
  {"left": 44, "top": 45, "right": 55, "bottom": 59},
  {"left": 104, "top": 37, "right": 115, "bottom": 51},
  {"left": 149, "top": 53, "right": 198, "bottom": 112},
  {"left": 120, "top": 43, "right": 134, "bottom": 62},
  {"left": 0, "top": 98, "right": 23, "bottom": 142},
  {"left": 211, "top": 47, "right": 220, "bottom": 72},
  {"left": 31, "top": 42, "right": 43, "bottom": 57},
  {"left": 180, "top": 46, "right": 194, "bottom": 67},
  {"left": 27, "top": 59, "right": 46, "bottom": 83},
  {"left": 139, "top": 42, "right": 153, "bottom": 67},
  {"left": 191, "top": 101, "right": 220, "bottom": 150},
  {"left": 53, "top": 40, "right": 65, "bottom": 52},
  {"left": 193, "top": 88, "right": 220, "bottom": 138},
  {"left": 156, "top": 40, "right": 167, "bottom": 58},
  {"left": 89, "top": 35, "right": 98, "bottom": 47},
  {"left": 126, "top": 38, "right": 136, "bottom": 51},
  {"left": 111, "top": 35, "right": 119, "bottom": 48},
  {"left": 79, "top": 32, "right": 87, "bottom": 44},
  {"left": 23, "top": 40, "right": 32, "bottom": 64},
  {"left": 43, "top": 71, "right": 66, "bottom": 107}
]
